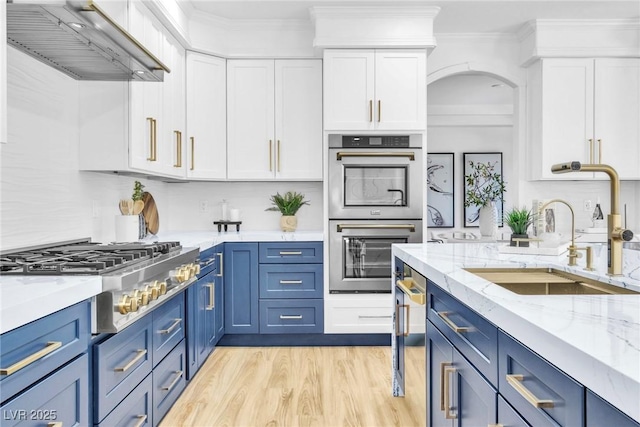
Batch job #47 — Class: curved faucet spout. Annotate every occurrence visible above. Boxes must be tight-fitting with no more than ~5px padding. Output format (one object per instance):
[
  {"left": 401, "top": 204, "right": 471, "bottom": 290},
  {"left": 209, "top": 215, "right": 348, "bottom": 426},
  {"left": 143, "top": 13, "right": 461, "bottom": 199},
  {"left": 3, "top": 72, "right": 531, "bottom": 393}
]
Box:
[{"left": 539, "top": 199, "right": 578, "bottom": 266}]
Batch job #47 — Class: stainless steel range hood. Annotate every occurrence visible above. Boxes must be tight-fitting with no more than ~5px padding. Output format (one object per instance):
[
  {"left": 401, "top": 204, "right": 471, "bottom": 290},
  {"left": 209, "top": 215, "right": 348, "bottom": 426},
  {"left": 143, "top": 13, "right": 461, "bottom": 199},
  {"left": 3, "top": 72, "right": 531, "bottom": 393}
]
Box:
[{"left": 7, "top": 0, "right": 170, "bottom": 81}]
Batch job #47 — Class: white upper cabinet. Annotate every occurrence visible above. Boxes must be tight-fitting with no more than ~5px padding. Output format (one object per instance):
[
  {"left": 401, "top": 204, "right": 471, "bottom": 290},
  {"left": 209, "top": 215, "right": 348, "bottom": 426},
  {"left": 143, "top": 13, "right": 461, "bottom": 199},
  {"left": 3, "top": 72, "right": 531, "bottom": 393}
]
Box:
[
  {"left": 528, "top": 58, "right": 640, "bottom": 180},
  {"left": 186, "top": 52, "right": 227, "bottom": 180},
  {"left": 323, "top": 49, "right": 426, "bottom": 131},
  {"left": 227, "top": 59, "right": 322, "bottom": 181}
]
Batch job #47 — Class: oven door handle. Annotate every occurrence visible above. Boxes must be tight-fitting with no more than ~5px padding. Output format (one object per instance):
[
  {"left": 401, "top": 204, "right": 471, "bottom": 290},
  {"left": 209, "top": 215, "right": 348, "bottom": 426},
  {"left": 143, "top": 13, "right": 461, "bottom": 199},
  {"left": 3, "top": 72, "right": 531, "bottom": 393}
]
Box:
[
  {"left": 336, "top": 151, "right": 415, "bottom": 161},
  {"left": 336, "top": 224, "right": 415, "bottom": 232}
]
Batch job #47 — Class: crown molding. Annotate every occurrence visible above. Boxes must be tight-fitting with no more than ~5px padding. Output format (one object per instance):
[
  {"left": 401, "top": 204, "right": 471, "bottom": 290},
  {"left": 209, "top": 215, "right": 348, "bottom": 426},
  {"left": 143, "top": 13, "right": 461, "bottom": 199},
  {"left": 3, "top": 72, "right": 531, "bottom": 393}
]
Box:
[{"left": 309, "top": 5, "right": 441, "bottom": 21}]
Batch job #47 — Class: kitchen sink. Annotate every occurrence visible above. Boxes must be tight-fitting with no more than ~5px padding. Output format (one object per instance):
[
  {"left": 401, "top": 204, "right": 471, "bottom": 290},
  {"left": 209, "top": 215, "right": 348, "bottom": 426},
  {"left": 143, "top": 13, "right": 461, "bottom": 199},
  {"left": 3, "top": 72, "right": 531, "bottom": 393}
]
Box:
[{"left": 463, "top": 268, "right": 639, "bottom": 295}]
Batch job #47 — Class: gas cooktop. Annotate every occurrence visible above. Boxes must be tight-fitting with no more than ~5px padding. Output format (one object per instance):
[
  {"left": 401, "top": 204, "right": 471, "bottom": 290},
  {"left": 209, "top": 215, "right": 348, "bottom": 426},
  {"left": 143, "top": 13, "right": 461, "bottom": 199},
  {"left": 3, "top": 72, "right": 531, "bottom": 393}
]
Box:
[{"left": 0, "top": 239, "right": 182, "bottom": 275}]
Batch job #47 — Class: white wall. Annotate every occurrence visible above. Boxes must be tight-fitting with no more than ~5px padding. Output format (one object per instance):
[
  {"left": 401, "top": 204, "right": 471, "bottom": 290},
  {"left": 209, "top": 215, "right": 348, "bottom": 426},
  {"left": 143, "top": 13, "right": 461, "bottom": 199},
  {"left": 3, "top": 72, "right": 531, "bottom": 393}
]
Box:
[{"left": 1, "top": 48, "right": 323, "bottom": 251}]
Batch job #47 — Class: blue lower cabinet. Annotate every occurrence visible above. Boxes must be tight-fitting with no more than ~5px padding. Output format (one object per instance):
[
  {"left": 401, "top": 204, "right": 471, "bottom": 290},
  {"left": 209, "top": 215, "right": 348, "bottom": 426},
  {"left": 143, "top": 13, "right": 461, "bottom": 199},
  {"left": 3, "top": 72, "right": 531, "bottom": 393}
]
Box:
[
  {"left": 586, "top": 390, "right": 639, "bottom": 427},
  {"left": 258, "top": 242, "right": 323, "bottom": 264},
  {"left": 93, "top": 314, "right": 153, "bottom": 423},
  {"left": 259, "top": 264, "right": 323, "bottom": 299},
  {"left": 153, "top": 340, "right": 186, "bottom": 426},
  {"left": 394, "top": 285, "right": 406, "bottom": 395},
  {"left": 224, "top": 243, "right": 259, "bottom": 334},
  {"left": 213, "top": 271, "right": 224, "bottom": 345},
  {"left": 0, "top": 353, "right": 89, "bottom": 427},
  {"left": 259, "top": 299, "right": 323, "bottom": 334},
  {"left": 0, "top": 300, "right": 90, "bottom": 404},
  {"left": 498, "top": 331, "right": 584, "bottom": 427},
  {"left": 498, "top": 395, "right": 531, "bottom": 426},
  {"left": 98, "top": 374, "right": 153, "bottom": 427},
  {"left": 153, "top": 292, "right": 185, "bottom": 367}
]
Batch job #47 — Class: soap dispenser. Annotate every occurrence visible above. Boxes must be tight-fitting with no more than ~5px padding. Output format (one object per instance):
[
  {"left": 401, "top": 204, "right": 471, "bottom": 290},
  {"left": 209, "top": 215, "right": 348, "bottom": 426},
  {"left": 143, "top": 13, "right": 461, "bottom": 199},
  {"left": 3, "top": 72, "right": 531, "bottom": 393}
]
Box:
[{"left": 592, "top": 197, "right": 604, "bottom": 228}]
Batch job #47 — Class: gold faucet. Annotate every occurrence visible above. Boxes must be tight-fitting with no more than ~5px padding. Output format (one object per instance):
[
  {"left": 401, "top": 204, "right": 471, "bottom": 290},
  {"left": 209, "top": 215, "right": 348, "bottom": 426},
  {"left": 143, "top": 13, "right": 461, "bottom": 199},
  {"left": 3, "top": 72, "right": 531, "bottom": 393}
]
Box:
[
  {"left": 550, "top": 162, "right": 634, "bottom": 276},
  {"left": 539, "top": 199, "right": 593, "bottom": 269}
]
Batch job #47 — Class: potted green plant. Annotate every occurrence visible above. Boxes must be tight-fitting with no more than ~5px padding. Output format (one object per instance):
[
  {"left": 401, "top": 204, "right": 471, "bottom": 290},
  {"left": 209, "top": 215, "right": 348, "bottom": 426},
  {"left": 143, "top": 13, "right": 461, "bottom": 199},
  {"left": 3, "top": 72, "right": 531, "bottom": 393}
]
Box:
[
  {"left": 504, "top": 206, "right": 533, "bottom": 247},
  {"left": 265, "top": 191, "right": 310, "bottom": 232},
  {"left": 464, "top": 161, "right": 506, "bottom": 237}
]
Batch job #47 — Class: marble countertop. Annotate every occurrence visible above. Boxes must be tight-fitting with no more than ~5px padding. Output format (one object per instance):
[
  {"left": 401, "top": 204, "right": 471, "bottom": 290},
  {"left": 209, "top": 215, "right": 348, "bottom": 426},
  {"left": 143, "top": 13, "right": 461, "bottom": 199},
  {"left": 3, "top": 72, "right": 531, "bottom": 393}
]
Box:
[
  {"left": 0, "top": 230, "right": 323, "bottom": 335},
  {"left": 393, "top": 242, "right": 640, "bottom": 422},
  {"left": 0, "top": 275, "right": 102, "bottom": 334}
]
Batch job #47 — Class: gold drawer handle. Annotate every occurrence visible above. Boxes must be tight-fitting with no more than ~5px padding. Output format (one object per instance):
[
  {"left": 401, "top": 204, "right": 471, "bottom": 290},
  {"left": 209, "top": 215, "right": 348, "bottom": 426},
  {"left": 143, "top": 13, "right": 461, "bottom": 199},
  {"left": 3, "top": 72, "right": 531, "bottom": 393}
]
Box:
[
  {"left": 1, "top": 341, "right": 62, "bottom": 376},
  {"left": 161, "top": 370, "right": 183, "bottom": 391},
  {"left": 437, "top": 311, "right": 470, "bottom": 333},
  {"left": 114, "top": 349, "right": 147, "bottom": 372},
  {"left": 206, "top": 283, "right": 215, "bottom": 310},
  {"left": 132, "top": 415, "right": 148, "bottom": 427},
  {"left": 279, "top": 315, "right": 303, "bottom": 320},
  {"left": 190, "top": 136, "right": 195, "bottom": 171},
  {"left": 488, "top": 424, "right": 504, "bottom": 427},
  {"left": 506, "top": 374, "right": 555, "bottom": 408},
  {"left": 444, "top": 365, "right": 457, "bottom": 419},
  {"left": 279, "top": 280, "right": 303, "bottom": 285},
  {"left": 48, "top": 423, "right": 63, "bottom": 427},
  {"left": 159, "top": 318, "right": 182, "bottom": 335},
  {"left": 279, "top": 251, "right": 303, "bottom": 256},
  {"left": 173, "top": 130, "right": 182, "bottom": 168},
  {"left": 216, "top": 252, "right": 224, "bottom": 277}
]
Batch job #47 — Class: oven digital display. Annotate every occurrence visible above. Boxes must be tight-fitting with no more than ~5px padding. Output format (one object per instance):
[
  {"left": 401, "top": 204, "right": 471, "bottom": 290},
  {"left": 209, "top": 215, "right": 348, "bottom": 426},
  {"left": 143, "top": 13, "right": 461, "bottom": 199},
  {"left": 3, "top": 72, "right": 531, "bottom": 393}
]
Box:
[{"left": 369, "top": 137, "right": 382, "bottom": 146}]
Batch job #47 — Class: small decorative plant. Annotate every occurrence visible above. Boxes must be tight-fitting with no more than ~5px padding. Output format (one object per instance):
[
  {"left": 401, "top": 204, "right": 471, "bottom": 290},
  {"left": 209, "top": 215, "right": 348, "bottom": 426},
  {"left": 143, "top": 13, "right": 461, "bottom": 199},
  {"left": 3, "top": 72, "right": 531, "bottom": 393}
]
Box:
[
  {"left": 504, "top": 206, "right": 533, "bottom": 247},
  {"left": 132, "top": 181, "right": 145, "bottom": 201},
  {"left": 266, "top": 191, "right": 309, "bottom": 232},
  {"left": 464, "top": 161, "right": 506, "bottom": 208}
]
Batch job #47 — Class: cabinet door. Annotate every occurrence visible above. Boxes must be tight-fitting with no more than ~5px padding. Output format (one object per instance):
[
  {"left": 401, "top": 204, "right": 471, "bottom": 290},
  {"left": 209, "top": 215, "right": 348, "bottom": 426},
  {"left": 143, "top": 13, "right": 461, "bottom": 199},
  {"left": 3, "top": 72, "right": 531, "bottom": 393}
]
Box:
[
  {"left": 213, "top": 268, "right": 225, "bottom": 345},
  {"left": 394, "top": 285, "right": 406, "bottom": 396},
  {"left": 498, "top": 395, "right": 531, "bottom": 426},
  {"left": 594, "top": 58, "right": 640, "bottom": 179},
  {"left": 128, "top": 1, "right": 164, "bottom": 174},
  {"left": 224, "top": 243, "right": 259, "bottom": 333},
  {"left": 586, "top": 389, "right": 639, "bottom": 427},
  {"left": 159, "top": 32, "right": 186, "bottom": 178},
  {"left": 227, "top": 60, "right": 275, "bottom": 180},
  {"left": 186, "top": 52, "right": 227, "bottom": 180},
  {"left": 453, "top": 348, "right": 497, "bottom": 426},
  {"left": 427, "top": 320, "right": 454, "bottom": 427},
  {"left": 274, "top": 59, "right": 323, "bottom": 180},
  {"left": 323, "top": 50, "right": 375, "bottom": 130},
  {"left": 374, "top": 50, "right": 426, "bottom": 130}
]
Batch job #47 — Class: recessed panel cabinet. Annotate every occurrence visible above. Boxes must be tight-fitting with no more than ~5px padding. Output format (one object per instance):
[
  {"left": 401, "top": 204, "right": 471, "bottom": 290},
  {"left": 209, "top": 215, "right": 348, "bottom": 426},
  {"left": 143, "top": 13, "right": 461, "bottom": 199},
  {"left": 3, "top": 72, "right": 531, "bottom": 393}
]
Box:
[
  {"left": 324, "top": 49, "right": 426, "bottom": 131},
  {"left": 527, "top": 58, "right": 640, "bottom": 180},
  {"left": 186, "top": 52, "right": 226, "bottom": 180},
  {"left": 226, "top": 59, "right": 322, "bottom": 180}
]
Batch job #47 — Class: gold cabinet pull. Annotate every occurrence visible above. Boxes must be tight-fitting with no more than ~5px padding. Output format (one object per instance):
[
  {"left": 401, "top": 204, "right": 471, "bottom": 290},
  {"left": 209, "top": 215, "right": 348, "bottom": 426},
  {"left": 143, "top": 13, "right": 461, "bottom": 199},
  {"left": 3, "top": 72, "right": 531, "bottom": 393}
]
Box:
[
  {"left": 161, "top": 370, "right": 183, "bottom": 391},
  {"left": 378, "top": 100, "right": 381, "bottom": 122},
  {"left": 597, "top": 138, "right": 602, "bottom": 163},
  {"left": 279, "top": 280, "right": 303, "bottom": 285},
  {"left": 269, "top": 140, "right": 273, "bottom": 171},
  {"left": 588, "top": 138, "right": 594, "bottom": 164},
  {"left": 114, "top": 349, "right": 147, "bottom": 372},
  {"left": 146, "top": 117, "right": 157, "bottom": 161},
  {"left": 47, "top": 423, "right": 63, "bottom": 427},
  {"left": 506, "top": 374, "right": 555, "bottom": 408},
  {"left": 279, "top": 251, "right": 303, "bottom": 255},
  {"left": 444, "top": 365, "right": 457, "bottom": 419},
  {"left": 395, "top": 303, "right": 400, "bottom": 336},
  {"left": 1, "top": 341, "right": 62, "bottom": 376},
  {"left": 159, "top": 318, "right": 182, "bottom": 335},
  {"left": 337, "top": 224, "right": 415, "bottom": 232},
  {"left": 439, "top": 362, "right": 449, "bottom": 411},
  {"left": 216, "top": 252, "right": 223, "bottom": 277},
  {"left": 277, "top": 139, "right": 281, "bottom": 172},
  {"left": 336, "top": 151, "right": 415, "bottom": 161},
  {"left": 206, "top": 283, "right": 215, "bottom": 310},
  {"left": 437, "top": 310, "right": 470, "bottom": 333},
  {"left": 190, "top": 136, "right": 195, "bottom": 170},
  {"left": 132, "top": 415, "right": 148, "bottom": 427},
  {"left": 173, "top": 130, "right": 182, "bottom": 168},
  {"left": 488, "top": 424, "right": 504, "bottom": 427},
  {"left": 369, "top": 100, "right": 373, "bottom": 122},
  {"left": 279, "top": 315, "right": 303, "bottom": 320}
]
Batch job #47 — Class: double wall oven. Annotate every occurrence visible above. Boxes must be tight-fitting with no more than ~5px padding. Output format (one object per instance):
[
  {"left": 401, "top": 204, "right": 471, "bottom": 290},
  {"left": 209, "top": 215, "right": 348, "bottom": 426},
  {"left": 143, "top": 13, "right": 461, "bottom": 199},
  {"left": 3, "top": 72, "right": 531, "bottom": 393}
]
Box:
[{"left": 328, "top": 134, "right": 423, "bottom": 294}]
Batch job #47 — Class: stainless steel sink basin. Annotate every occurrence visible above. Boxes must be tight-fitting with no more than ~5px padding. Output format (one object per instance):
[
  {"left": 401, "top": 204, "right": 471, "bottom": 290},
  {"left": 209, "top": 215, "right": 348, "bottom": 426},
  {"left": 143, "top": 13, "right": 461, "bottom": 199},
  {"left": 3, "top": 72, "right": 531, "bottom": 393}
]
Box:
[{"left": 463, "top": 268, "right": 639, "bottom": 295}]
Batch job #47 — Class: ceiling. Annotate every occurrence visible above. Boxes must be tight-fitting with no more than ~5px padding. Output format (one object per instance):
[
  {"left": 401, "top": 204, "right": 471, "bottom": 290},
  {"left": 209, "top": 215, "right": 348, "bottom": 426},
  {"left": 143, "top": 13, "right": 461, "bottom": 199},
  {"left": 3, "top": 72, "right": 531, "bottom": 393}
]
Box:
[{"left": 187, "top": 0, "right": 640, "bottom": 33}]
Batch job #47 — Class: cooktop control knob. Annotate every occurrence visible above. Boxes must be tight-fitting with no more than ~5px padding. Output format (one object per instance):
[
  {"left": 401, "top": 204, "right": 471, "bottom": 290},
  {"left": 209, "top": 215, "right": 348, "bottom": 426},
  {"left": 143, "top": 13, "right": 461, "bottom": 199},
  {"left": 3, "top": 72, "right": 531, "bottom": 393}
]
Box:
[
  {"left": 158, "top": 281, "right": 167, "bottom": 295},
  {"left": 145, "top": 282, "right": 159, "bottom": 300},
  {"left": 118, "top": 294, "right": 139, "bottom": 314},
  {"left": 139, "top": 291, "right": 150, "bottom": 306}
]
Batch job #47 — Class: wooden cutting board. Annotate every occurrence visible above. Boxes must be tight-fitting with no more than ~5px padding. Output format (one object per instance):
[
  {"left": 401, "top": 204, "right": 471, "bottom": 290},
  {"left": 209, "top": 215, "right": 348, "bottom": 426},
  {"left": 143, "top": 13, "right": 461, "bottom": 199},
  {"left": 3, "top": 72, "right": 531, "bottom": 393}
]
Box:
[{"left": 141, "top": 192, "right": 159, "bottom": 235}]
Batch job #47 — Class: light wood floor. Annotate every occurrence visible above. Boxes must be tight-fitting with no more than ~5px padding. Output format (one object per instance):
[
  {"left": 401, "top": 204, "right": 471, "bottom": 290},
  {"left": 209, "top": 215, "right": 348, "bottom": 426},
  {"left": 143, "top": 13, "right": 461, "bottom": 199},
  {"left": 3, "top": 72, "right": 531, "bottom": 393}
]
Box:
[{"left": 161, "top": 345, "right": 426, "bottom": 427}]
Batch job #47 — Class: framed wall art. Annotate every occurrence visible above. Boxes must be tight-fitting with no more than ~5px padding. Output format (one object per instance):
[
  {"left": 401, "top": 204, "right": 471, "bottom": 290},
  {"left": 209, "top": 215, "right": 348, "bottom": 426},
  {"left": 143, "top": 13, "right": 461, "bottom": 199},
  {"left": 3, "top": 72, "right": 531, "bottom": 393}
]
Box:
[
  {"left": 463, "top": 152, "right": 504, "bottom": 228},
  {"left": 426, "top": 153, "right": 454, "bottom": 228}
]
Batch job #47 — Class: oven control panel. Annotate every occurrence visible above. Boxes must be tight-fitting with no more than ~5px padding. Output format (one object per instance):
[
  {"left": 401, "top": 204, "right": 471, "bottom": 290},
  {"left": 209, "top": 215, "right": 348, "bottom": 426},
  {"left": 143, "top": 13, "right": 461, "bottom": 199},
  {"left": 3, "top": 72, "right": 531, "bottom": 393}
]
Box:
[{"left": 338, "top": 135, "right": 411, "bottom": 148}]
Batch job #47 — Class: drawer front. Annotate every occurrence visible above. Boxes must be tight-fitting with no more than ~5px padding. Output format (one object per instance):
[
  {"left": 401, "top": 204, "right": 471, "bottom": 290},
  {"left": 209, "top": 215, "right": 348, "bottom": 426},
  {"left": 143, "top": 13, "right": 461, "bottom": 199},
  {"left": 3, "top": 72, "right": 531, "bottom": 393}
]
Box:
[
  {"left": 259, "top": 299, "right": 323, "bottom": 334},
  {"left": 325, "top": 303, "right": 393, "bottom": 333},
  {"left": 259, "top": 264, "right": 323, "bottom": 299},
  {"left": 93, "top": 314, "right": 153, "bottom": 423},
  {"left": 0, "top": 353, "right": 89, "bottom": 427},
  {"left": 498, "top": 394, "right": 531, "bottom": 426},
  {"left": 427, "top": 281, "right": 498, "bottom": 386},
  {"left": 259, "top": 242, "right": 323, "bottom": 264},
  {"left": 498, "top": 331, "right": 584, "bottom": 427},
  {"left": 586, "top": 390, "right": 639, "bottom": 427},
  {"left": 0, "top": 300, "right": 90, "bottom": 404},
  {"left": 153, "top": 292, "right": 185, "bottom": 367},
  {"left": 98, "top": 374, "right": 152, "bottom": 427},
  {"left": 153, "top": 341, "right": 186, "bottom": 425}
]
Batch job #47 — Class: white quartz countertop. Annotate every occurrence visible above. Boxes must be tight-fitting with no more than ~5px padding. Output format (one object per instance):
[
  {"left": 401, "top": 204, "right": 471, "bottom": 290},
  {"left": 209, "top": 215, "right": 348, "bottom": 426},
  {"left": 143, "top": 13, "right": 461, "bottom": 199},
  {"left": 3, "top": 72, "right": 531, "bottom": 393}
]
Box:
[
  {"left": 143, "top": 230, "right": 324, "bottom": 251},
  {"left": 393, "top": 242, "right": 640, "bottom": 422},
  {"left": 0, "top": 275, "right": 102, "bottom": 334}
]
